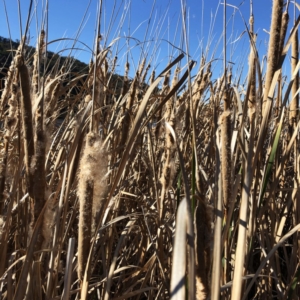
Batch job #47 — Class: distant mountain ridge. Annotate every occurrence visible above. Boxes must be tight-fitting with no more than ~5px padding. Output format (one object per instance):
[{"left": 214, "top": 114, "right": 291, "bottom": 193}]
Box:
[{"left": 0, "top": 36, "right": 89, "bottom": 83}]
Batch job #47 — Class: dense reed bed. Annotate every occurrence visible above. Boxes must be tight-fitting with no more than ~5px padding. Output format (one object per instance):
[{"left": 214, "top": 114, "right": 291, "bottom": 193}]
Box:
[{"left": 0, "top": 0, "right": 300, "bottom": 299}]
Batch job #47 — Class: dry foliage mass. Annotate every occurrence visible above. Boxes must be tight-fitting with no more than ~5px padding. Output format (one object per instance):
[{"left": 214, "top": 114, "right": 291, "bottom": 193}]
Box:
[{"left": 0, "top": 0, "right": 300, "bottom": 299}]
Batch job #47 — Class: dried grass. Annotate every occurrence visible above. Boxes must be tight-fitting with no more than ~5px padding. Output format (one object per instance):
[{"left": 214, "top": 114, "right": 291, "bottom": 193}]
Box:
[{"left": 0, "top": 1, "right": 300, "bottom": 299}]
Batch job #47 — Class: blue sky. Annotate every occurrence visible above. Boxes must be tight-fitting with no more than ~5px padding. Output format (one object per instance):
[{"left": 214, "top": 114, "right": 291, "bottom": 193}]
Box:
[{"left": 0, "top": 0, "right": 295, "bottom": 82}]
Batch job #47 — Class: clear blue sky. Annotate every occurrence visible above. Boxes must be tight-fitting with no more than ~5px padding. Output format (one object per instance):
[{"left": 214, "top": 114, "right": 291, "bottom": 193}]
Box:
[{"left": 0, "top": 0, "right": 294, "bottom": 81}]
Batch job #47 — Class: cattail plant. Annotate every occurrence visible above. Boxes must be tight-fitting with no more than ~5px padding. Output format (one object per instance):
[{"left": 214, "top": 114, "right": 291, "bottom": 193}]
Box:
[
  {"left": 290, "top": 13, "right": 299, "bottom": 129},
  {"left": 248, "top": 12, "right": 256, "bottom": 124},
  {"left": 159, "top": 67, "right": 179, "bottom": 219},
  {"left": 194, "top": 197, "right": 211, "bottom": 299},
  {"left": 77, "top": 132, "right": 107, "bottom": 283},
  {"left": 32, "top": 30, "right": 45, "bottom": 96},
  {"left": 262, "top": 0, "right": 283, "bottom": 114},
  {"left": 15, "top": 50, "right": 36, "bottom": 234},
  {"left": 1, "top": 0, "right": 300, "bottom": 299}
]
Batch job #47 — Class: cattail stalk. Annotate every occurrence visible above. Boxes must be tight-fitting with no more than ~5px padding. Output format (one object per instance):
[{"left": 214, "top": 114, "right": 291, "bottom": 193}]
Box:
[
  {"left": 78, "top": 179, "right": 93, "bottom": 284},
  {"left": 262, "top": 0, "right": 283, "bottom": 114},
  {"left": 32, "top": 30, "right": 45, "bottom": 96},
  {"left": 120, "top": 74, "right": 137, "bottom": 154},
  {"left": 220, "top": 88, "right": 231, "bottom": 284},
  {"left": 155, "top": 70, "right": 171, "bottom": 140},
  {"left": 16, "top": 54, "right": 35, "bottom": 198},
  {"left": 194, "top": 197, "right": 211, "bottom": 299},
  {"left": 248, "top": 14, "right": 256, "bottom": 124},
  {"left": 159, "top": 68, "right": 178, "bottom": 219},
  {"left": 0, "top": 80, "right": 18, "bottom": 213},
  {"left": 31, "top": 104, "right": 46, "bottom": 234},
  {"left": 0, "top": 61, "right": 15, "bottom": 115},
  {"left": 221, "top": 88, "right": 231, "bottom": 210},
  {"left": 290, "top": 9, "right": 300, "bottom": 280},
  {"left": 290, "top": 28, "right": 299, "bottom": 128}
]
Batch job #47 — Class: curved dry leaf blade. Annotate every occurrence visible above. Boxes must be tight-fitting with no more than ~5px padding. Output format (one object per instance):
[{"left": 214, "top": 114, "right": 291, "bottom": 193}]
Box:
[{"left": 171, "top": 198, "right": 187, "bottom": 300}]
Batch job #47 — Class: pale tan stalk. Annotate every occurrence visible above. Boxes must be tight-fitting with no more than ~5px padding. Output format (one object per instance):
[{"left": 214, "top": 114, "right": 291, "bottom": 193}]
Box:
[
  {"left": 155, "top": 70, "right": 171, "bottom": 140},
  {"left": 211, "top": 117, "right": 222, "bottom": 300},
  {"left": 290, "top": 28, "right": 299, "bottom": 128},
  {"left": 231, "top": 124, "right": 255, "bottom": 300},
  {"left": 103, "top": 58, "right": 108, "bottom": 107},
  {"left": 290, "top": 19, "right": 300, "bottom": 283}
]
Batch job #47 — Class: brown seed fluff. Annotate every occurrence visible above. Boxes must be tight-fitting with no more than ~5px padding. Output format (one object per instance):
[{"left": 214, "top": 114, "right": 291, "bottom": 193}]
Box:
[{"left": 77, "top": 132, "right": 107, "bottom": 282}]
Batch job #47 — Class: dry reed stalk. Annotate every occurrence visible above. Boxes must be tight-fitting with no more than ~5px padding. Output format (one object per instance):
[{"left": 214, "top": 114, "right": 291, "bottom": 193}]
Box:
[
  {"left": 211, "top": 102, "right": 222, "bottom": 300},
  {"left": 159, "top": 68, "right": 178, "bottom": 218},
  {"left": 91, "top": 48, "right": 107, "bottom": 132},
  {"left": 192, "top": 59, "right": 207, "bottom": 108},
  {"left": 156, "top": 69, "right": 178, "bottom": 276},
  {"left": 31, "top": 104, "right": 46, "bottom": 244},
  {"left": 290, "top": 28, "right": 299, "bottom": 128},
  {"left": 262, "top": 0, "right": 283, "bottom": 114},
  {"left": 194, "top": 196, "right": 211, "bottom": 299},
  {"left": 0, "top": 59, "right": 16, "bottom": 115},
  {"left": 278, "top": 10, "right": 289, "bottom": 63},
  {"left": 78, "top": 181, "right": 93, "bottom": 285},
  {"left": 221, "top": 90, "right": 231, "bottom": 209},
  {"left": 0, "top": 77, "right": 18, "bottom": 212},
  {"left": 32, "top": 30, "right": 45, "bottom": 96},
  {"left": 103, "top": 58, "right": 108, "bottom": 108},
  {"left": 138, "top": 57, "right": 146, "bottom": 82},
  {"left": 290, "top": 18, "right": 300, "bottom": 285},
  {"left": 149, "top": 69, "right": 155, "bottom": 85},
  {"left": 15, "top": 53, "right": 35, "bottom": 231},
  {"left": 120, "top": 74, "right": 138, "bottom": 152},
  {"left": 154, "top": 70, "right": 171, "bottom": 141},
  {"left": 170, "top": 199, "right": 187, "bottom": 300},
  {"left": 199, "top": 63, "right": 212, "bottom": 96},
  {"left": 44, "top": 79, "right": 60, "bottom": 152},
  {"left": 220, "top": 85, "right": 231, "bottom": 286},
  {"left": 248, "top": 14, "right": 256, "bottom": 124},
  {"left": 275, "top": 72, "right": 282, "bottom": 117},
  {"left": 121, "top": 61, "right": 130, "bottom": 97},
  {"left": 141, "top": 63, "right": 151, "bottom": 84},
  {"left": 220, "top": 109, "right": 231, "bottom": 285},
  {"left": 41, "top": 191, "right": 56, "bottom": 251}
]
